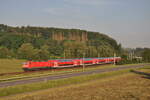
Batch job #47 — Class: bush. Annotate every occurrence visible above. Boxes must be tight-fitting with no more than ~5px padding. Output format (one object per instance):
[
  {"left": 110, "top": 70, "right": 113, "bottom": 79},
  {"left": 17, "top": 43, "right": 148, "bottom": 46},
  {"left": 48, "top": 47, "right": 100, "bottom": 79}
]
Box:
[{"left": 116, "top": 59, "right": 142, "bottom": 65}]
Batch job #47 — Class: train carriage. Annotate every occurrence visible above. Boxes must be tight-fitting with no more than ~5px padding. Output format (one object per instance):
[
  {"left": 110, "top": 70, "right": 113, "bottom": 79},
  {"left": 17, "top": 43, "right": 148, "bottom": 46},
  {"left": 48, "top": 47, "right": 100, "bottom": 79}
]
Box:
[{"left": 22, "top": 57, "right": 121, "bottom": 71}]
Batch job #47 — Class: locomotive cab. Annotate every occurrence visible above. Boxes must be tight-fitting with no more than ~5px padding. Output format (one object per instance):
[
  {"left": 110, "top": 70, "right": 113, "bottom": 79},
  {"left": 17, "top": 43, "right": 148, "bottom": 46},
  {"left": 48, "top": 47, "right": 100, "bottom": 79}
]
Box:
[{"left": 22, "top": 62, "right": 31, "bottom": 71}]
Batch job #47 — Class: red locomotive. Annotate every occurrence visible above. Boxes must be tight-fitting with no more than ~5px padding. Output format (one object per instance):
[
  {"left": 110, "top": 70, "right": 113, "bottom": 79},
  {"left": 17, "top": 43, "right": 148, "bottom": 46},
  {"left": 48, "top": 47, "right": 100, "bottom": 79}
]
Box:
[{"left": 22, "top": 57, "right": 121, "bottom": 71}]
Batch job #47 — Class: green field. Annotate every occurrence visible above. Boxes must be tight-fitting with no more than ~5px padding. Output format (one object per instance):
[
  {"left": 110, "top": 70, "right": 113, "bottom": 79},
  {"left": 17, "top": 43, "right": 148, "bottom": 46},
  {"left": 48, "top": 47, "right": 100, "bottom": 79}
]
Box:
[
  {"left": 0, "top": 66, "right": 149, "bottom": 100},
  {"left": 0, "top": 68, "right": 131, "bottom": 97},
  {"left": 0, "top": 65, "right": 149, "bottom": 98}
]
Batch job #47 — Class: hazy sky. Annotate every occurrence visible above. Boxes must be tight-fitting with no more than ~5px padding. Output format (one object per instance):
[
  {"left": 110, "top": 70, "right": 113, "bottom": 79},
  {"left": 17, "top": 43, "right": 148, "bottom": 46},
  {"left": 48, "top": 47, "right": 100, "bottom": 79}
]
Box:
[{"left": 0, "top": 0, "right": 150, "bottom": 48}]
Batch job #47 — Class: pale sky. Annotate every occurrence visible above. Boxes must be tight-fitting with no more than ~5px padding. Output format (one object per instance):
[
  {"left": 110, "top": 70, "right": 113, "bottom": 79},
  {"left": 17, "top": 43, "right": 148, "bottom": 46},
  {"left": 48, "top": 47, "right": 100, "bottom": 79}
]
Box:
[{"left": 0, "top": 0, "right": 150, "bottom": 48}]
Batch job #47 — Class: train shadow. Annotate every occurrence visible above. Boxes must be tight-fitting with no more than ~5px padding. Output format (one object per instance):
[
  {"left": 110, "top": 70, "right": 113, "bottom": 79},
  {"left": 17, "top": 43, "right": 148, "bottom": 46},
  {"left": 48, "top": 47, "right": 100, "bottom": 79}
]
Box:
[{"left": 130, "top": 70, "right": 150, "bottom": 79}]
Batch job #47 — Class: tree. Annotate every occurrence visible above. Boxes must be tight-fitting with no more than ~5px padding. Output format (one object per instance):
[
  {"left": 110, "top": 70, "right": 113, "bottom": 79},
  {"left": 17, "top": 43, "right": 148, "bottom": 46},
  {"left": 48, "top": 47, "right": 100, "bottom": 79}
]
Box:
[
  {"left": 18, "top": 43, "right": 35, "bottom": 60},
  {"left": 38, "top": 45, "right": 50, "bottom": 60},
  {"left": 142, "top": 48, "right": 150, "bottom": 62},
  {"left": 0, "top": 46, "right": 10, "bottom": 58},
  {"left": 63, "top": 41, "right": 86, "bottom": 58}
]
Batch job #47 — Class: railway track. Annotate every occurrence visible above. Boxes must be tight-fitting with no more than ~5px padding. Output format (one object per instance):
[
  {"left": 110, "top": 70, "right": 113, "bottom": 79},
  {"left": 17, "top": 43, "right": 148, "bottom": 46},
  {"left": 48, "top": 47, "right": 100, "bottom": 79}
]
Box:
[
  {"left": 0, "top": 64, "right": 149, "bottom": 88},
  {"left": 0, "top": 63, "right": 111, "bottom": 76}
]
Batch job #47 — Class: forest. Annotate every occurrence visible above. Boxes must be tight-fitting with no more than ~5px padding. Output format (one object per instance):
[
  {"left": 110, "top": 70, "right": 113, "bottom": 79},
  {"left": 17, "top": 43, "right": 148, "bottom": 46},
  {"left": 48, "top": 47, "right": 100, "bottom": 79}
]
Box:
[{"left": 0, "top": 24, "right": 149, "bottom": 62}]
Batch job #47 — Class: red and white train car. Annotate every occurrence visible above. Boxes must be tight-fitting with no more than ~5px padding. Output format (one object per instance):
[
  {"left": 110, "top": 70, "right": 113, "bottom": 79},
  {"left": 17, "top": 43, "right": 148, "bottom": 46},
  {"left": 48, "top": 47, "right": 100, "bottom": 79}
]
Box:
[{"left": 23, "top": 57, "right": 121, "bottom": 71}]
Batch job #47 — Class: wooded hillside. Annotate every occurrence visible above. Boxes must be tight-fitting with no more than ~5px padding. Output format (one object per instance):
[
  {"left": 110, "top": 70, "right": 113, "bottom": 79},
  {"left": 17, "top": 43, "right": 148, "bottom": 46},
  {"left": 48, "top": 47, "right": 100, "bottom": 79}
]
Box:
[{"left": 0, "top": 24, "right": 121, "bottom": 60}]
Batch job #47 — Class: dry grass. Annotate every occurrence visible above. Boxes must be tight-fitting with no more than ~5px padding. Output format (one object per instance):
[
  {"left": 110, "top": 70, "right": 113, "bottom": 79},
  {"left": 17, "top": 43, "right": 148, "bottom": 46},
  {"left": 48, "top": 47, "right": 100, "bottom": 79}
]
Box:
[
  {"left": 0, "top": 59, "right": 25, "bottom": 73},
  {"left": 3, "top": 69, "right": 150, "bottom": 100}
]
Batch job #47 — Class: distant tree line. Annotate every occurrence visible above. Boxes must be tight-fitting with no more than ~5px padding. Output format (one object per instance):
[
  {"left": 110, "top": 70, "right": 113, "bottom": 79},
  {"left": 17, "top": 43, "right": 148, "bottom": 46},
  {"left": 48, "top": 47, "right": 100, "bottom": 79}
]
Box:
[
  {"left": 0, "top": 41, "right": 119, "bottom": 61},
  {"left": 117, "top": 48, "right": 150, "bottom": 64},
  {"left": 141, "top": 48, "right": 150, "bottom": 62}
]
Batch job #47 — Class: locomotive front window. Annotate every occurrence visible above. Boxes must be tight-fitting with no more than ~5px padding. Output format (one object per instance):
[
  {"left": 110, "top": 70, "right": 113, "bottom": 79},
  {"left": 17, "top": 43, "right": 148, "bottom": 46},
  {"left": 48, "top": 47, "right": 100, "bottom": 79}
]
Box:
[{"left": 23, "top": 62, "right": 28, "bottom": 65}]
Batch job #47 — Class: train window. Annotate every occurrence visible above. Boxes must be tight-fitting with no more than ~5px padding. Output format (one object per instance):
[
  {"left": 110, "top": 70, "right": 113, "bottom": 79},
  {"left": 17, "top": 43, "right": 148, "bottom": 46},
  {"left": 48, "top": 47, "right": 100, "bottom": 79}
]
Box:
[
  {"left": 23, "top": 62, "right": 27, "bottom": 65},
  {"left": 23, "top": 62, "right": 30, "bottom": 65}
]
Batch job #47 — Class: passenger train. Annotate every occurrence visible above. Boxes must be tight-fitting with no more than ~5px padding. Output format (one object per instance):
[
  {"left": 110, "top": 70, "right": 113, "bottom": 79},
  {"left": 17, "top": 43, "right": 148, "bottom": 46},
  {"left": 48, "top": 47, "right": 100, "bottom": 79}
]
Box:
[{"left": 22, "top": 57, "right": 121, "bottom": 71}]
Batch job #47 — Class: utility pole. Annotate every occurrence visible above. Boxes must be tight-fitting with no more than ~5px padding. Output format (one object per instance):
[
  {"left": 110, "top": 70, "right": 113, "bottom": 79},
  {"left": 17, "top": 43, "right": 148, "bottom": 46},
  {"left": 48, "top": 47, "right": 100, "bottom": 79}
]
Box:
[
  {"left": 98, "top": 53, "right": 100, "bottom": 58},
  {"left": 64, "top": 50, "right": 66, "bottom": 59},
  {"left": 131, "top": 52, "right": 133, "bottom": 61},
  {"left": 83, "top": 52, "right": 85, "bottom": 71},
  {"left": 114, "top": 53, "right": 116, "bottom": 65}
]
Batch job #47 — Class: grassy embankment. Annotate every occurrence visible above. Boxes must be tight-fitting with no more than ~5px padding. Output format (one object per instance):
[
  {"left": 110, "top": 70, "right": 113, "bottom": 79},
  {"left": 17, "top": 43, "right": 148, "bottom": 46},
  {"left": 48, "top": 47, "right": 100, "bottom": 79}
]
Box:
[
  {"left": 0, "top": 65, "right": 149, "bottom": 98},
  {"left": 0, "top": 64, "right": 116, "bottom": 82}
]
